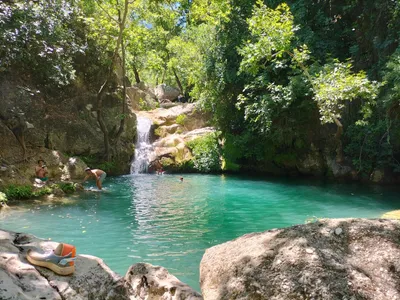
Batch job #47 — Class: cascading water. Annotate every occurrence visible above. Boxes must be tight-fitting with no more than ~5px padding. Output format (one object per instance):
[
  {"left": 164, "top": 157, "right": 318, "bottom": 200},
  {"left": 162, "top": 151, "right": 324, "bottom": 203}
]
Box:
[{"left": 131, "top": 116, "right": 153, "bottom": 174}]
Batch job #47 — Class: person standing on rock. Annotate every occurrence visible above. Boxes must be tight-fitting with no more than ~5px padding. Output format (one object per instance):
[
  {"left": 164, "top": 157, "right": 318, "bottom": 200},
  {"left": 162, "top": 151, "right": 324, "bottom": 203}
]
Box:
[{"left": 82, "top": 167, "right": 106, "bottom": 190}]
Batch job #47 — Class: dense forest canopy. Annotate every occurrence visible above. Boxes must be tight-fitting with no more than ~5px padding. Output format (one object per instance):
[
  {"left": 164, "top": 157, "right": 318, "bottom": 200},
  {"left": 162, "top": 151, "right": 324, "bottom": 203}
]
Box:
[{"left": 1, "top": 0, "right": 400, "bottom": 178}]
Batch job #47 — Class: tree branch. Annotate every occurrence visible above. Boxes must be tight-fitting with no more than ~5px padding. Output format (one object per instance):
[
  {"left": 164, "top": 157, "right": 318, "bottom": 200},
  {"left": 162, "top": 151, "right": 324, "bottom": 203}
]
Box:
[{"left": 95, "top": 0, "right": 119, "bottom": 24}]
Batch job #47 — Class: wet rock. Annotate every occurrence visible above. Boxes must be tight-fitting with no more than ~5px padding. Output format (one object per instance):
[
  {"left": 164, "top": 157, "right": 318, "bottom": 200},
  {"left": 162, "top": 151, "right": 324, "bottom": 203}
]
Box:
[{"left": 200, "top": 219, "right": 400, "bottom": 300}]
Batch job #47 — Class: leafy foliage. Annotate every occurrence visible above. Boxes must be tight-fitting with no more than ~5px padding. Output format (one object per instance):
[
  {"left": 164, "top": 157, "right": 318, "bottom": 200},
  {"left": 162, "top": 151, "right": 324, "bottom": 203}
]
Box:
[
  {"left": 187, "top": 133, "right": 221, "bottom": 173},
  {"left": 4, "top": 185, "right": 33, "bottom": 200},
  {"left": 382, "top": 48, "right": 400, "bottom": 108},
  {"left": 312, "top": 62, "right": 381, "bottom": 125},
  {"left": 175, "top": 114, "right": 187, "bottom": 126},
  {"left": 0, "top": 1, "right": 86, "bottom": 85},
  {"left": 239, "top": 2, "right": 295, "bottom": 75},
  {"left": 53, "top": 182, "right": 76, "bottom": 194},
  {"left": 345, "top": 119, "right": 400, "bottom": 175},
  {"left": 2, "top": 0, "right": 400, "bottom": 178}
]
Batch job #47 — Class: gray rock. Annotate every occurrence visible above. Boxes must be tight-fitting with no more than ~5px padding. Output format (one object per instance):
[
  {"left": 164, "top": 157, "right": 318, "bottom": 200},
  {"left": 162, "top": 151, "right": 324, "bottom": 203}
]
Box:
[
  {"left": 200, "top": 219, "right": 400, "bottom": 300},
  {"left": 25, "top": 121, "right": 34, "bottom": 129},
  {"left": 0, "top": 230, "right": 201, "bottom": 300},
  {"left": 127, "top": 86, "right": 158, "bottom": 110},
  {"left": 0, "top": 230, "right": 128, "bottom": 300},
  {"left": 335, "top": 227, "right": 343, "bottom": 235},
  {"left": 125, "top": 263, "right": 203, "bottom": 299},
  {"left": 370, "top": 169, "right": 385, "bottom": 183},
  {"left": 154, "top": 84, "right": 180, "bottom": 101}
]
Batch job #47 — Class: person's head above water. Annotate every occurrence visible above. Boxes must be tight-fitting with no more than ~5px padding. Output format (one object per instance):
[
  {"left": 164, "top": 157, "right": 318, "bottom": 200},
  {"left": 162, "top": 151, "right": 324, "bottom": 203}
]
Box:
[
  {"left": 180, "top": 177, "right": 183, "bottom": 181},
  {"left": 85, "top": 167, "right": 92, "bottom": 174}
]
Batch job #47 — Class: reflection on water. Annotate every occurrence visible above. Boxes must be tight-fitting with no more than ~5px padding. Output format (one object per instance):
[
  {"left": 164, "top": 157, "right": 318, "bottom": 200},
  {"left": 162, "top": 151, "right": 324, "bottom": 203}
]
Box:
[{"left": 2, "top": 174, "right": 400, "bottom": 290}]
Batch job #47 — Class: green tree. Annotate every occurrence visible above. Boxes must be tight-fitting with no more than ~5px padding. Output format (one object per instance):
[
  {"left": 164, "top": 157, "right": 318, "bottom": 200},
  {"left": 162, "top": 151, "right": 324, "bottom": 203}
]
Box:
[
  {"left": 238, "top": 1, "right": 381, "bottom": 162},
  {"left": 83, "top": 0, "right": 132, "bottom": 160},
  {"left": 0, "top": 1, "right": 86, "bottom": 86}
]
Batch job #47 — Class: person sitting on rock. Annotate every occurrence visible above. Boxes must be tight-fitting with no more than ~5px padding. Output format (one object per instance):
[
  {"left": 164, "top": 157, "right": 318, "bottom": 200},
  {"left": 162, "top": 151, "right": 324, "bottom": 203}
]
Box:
[
  {"left": 82, "top": 167, "right": 107, "bottom": 190},
  {"left": 35, "top": 159, "right": 48, "bottom": 181}
]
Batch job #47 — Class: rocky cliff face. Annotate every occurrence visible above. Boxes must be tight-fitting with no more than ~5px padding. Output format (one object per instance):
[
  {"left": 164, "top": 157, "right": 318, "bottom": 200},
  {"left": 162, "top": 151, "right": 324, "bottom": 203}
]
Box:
[
  {"left": 0, "top": 229, "right": 202, "bottom": 300},
  {"left": 200, "top": 218, "right": 400, "bottom": 300},
  {"left": 0, "top": 75, "right": 137, "bottom": 186}
]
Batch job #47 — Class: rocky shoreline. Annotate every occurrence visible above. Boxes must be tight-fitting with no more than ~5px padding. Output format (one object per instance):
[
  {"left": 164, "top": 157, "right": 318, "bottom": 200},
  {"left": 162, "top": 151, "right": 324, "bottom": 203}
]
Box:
[{"left": 2, "top": 218, "right": 400, "bottom": 299}]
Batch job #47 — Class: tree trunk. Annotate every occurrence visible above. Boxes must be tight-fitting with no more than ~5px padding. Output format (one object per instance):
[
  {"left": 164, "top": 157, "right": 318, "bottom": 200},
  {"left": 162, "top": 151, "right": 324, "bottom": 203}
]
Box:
[
  {"left": 115, "top": 38, "right": 127, "bottom": 139},
  {"left": 95, "top": 0, "right": 129, "bottom": 161},
  {"left": 334, "top": 117, "right": 344, "bottom": 163},
  {"left": 172, "top": 67, "right": 183, "bottom": 94},
  {"left": 97, "top": 80, "right": 111, "bottom": 161},
  {"left": 161, "top": 69, "right": 166, "bottom": 83},
  {"left": 133, "top": 63, "right": 141, "bottom": 83}
]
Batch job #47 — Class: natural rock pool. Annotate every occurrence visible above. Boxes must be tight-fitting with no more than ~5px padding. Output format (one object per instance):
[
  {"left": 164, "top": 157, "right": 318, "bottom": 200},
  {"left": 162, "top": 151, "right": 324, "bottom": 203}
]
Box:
[{"left": 2, "top": 174, "right": 400, "bottom": 290}]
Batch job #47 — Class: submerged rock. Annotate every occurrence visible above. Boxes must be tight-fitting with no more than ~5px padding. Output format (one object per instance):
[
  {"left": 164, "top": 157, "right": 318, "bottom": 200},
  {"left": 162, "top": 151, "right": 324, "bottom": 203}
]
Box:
[{"left": 200, "top": 218, "right": 400, "bottom": 300}]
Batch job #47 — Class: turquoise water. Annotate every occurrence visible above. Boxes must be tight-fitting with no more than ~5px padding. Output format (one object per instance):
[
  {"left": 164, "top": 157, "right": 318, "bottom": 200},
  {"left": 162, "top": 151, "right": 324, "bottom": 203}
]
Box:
[{"left": 1, "top": 174, "right": 400, "bottom": 290}]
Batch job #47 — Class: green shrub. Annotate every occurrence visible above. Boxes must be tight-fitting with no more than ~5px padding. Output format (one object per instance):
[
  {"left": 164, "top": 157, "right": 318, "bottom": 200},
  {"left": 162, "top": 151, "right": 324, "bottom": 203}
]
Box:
[
  {"left": 79, "top": 155, "right": 116, "bottom": 173},
  {"left": 187, "top": 132, "right": 221, "bottom": 173},
  {"left": 176, "top": 160, "right": 195, "bottom": 172},
  {"left": 154, "top": 127, "right": 163, "bottom": 137},
  {"left": 52, "top": 182, "right": 76, "bottom": 194},
  {"left": 344, "top": 119, "right": 400, "bottom": 175},
  {"left": 32, "top": 187, "right": 52, "bottom": 197},
  {"left": 160, "top": 157, "right": 174, "bottom": 167},
  {"left": 4, "top": 185, "right": 33, "bottom": 200},
  {"left": 138, "top": 97, "right": 151, "bottom": 111},
  {"left": 79, "top": 154, "right": 98, "bottom": 166},
  {"left": 176, "top": 114, "right": 187, "bottom": 126}
]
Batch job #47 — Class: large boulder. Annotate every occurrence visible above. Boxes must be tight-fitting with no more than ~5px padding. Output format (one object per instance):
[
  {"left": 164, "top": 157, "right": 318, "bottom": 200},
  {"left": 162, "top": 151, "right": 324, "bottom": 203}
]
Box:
[
  {"left": 140, "top": 103, "right": 210, "bottom": 131},
  {"left": 0, "top": 230, "right": 128, "bottom": 300},
  {"left": 154, "top": 84, "right": 180, "bottom": 101},
  {"left": 127, "top": 85, "right": 158, "bottom": 111},
  {"left": 0, "top": 229, "right": 202, "bottom": 300},
  {"left": 200, "top": 218, "right": 400, "bottom": 300}
]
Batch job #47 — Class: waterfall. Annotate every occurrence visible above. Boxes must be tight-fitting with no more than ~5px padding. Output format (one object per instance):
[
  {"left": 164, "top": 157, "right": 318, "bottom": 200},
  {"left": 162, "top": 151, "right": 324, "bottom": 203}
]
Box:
[{"left": 131, "top": 116, "right": 153, "bottom": 174}]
